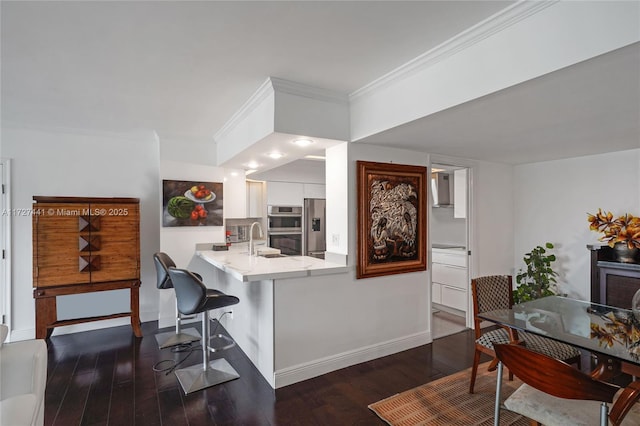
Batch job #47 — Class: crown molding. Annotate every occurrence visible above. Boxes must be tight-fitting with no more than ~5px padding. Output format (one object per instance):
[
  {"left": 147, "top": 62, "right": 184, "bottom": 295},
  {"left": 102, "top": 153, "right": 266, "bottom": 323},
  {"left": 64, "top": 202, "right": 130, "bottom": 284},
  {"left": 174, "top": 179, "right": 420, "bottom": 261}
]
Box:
[
  {"left": 214, "top": 77, "right": 349, "bottom": 142},
  {"left": 350, "top": 0, "right": 558, "bottom": 101},
  {"left": 270, "top": 77, "right": 349, "bottom": 105},
  {"left": 213, "top": 77, "right": 275, "bottom": 142}
]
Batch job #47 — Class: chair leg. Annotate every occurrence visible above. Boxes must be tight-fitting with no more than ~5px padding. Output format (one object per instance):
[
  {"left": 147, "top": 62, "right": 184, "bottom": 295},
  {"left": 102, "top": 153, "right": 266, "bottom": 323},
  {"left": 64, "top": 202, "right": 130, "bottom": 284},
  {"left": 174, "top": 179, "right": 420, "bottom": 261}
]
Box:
[
  {"left": 494, "top": 362, "right": 503, "bottom": 426},
  {"left": 155, "top": 300, "right": 201, "bottom": 349},
  {"left": 576, "top": 355, "right": 582, "bottom": 371},
  {"left": 469, "top": 348, "right": 482, "bottom": 393},
  {"left": 174, "top": 311, "right": 239, "bottom": 394},
  {"left": 599, "top": 401, "right": 608, "bottom": 426}
]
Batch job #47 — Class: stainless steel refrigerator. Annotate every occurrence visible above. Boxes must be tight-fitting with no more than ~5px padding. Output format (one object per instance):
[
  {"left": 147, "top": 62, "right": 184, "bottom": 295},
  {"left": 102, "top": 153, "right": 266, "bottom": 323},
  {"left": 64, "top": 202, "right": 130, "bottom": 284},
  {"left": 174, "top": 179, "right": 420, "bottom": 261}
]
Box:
[{"left": 304, "top": 198, "right": 326, "bottom": 259}]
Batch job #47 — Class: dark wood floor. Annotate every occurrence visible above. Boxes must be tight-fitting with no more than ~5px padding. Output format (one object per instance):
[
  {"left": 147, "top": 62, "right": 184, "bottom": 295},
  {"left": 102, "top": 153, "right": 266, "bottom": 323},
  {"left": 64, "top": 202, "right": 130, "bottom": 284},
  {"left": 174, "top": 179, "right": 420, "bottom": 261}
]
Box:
[{"left": 44, "top": 321, "right": 483, "bottom": 426}]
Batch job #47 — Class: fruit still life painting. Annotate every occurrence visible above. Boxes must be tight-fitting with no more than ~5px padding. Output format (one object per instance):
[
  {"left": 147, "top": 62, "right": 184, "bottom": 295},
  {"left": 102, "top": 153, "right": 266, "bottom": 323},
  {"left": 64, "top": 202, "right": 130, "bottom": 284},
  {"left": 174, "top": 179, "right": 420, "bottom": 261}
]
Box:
[{"left": 162, "top": 179, "right": 223, "bottom": 227}]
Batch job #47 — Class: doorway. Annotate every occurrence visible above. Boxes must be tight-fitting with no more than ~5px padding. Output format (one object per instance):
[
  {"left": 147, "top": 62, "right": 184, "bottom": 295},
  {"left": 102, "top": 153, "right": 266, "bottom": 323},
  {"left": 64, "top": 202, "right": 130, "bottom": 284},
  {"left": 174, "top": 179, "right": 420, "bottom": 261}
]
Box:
[{"left": 430, "top": 162, "right": 471, "bottom": 339}]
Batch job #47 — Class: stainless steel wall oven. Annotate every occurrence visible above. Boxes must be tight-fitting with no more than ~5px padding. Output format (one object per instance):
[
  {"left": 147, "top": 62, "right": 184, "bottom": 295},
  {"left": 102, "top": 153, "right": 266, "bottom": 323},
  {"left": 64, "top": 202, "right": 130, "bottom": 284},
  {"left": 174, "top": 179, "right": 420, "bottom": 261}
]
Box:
[
  {"left": 268, "top": 233, "right": 303, "bottom": 256},
  {"left": 267, "top": 205, "right": 302, "bottom": 255}
]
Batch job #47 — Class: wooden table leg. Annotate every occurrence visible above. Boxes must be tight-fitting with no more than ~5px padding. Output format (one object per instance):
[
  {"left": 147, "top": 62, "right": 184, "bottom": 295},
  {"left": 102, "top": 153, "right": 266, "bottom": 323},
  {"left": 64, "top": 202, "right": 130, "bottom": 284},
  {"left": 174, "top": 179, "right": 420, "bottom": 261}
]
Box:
[{"left": 130, "top": 284, "right": 142, "bottom": 338}]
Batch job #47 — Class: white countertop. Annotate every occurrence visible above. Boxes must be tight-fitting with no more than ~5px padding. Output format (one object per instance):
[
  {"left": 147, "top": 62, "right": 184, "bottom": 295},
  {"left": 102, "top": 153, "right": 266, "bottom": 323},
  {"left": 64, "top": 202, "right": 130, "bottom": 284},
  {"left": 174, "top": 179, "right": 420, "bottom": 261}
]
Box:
[{"left": 197, "top": 250, "right": 349, "bottom": 282}]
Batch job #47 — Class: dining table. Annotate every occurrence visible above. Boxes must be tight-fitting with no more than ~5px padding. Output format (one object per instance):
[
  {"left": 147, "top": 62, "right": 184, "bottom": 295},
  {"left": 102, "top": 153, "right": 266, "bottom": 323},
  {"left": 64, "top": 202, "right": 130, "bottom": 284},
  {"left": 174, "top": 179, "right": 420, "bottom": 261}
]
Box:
[{"left": 479, "top": 295, "right": 640, "bottom": 425}]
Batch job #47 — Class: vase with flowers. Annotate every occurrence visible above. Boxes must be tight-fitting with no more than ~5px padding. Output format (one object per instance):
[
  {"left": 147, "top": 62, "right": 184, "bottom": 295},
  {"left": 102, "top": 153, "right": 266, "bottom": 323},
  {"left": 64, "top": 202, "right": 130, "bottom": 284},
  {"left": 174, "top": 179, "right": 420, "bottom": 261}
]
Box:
[{"left": 587, "top": 209, "right": 640, "bottom": 263}]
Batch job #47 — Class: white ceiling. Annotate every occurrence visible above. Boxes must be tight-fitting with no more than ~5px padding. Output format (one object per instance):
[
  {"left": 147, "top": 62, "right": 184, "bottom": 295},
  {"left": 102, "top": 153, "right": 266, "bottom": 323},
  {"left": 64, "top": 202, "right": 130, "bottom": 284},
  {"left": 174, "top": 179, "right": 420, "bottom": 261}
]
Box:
[
  {"left": 2, "top": 1, "right": 638, "bottom": 170},
  {"left": 357, "top": 43, "right": 640, "bottom": 165}
]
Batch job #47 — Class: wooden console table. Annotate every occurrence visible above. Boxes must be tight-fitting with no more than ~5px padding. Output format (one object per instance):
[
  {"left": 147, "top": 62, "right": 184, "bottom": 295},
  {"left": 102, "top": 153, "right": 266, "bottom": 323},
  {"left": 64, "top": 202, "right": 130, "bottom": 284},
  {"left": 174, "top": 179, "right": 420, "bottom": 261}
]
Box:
[{"left": 32, "top": 196, "right": 141, "bottom": 339}]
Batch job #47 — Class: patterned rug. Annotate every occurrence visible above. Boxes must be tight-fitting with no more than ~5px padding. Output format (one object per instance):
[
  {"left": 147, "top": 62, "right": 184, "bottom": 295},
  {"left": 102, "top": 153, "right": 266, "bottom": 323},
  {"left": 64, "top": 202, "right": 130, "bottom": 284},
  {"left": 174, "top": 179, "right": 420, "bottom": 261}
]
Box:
[{"left": 368, "top": 362, "right": 529, "bottom": 425}]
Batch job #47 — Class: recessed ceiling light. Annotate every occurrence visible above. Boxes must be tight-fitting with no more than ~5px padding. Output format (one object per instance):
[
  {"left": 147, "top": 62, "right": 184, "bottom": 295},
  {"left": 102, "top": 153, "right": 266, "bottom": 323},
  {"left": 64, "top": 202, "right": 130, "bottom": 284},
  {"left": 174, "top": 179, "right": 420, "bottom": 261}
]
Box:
[
  {"left": 246, "top": 161, "right": 259, "bottom": 169},
  {"left": 267, "top": 151, "right": 284, "bottom": 159},
  {"left": 230, "top": 171, "right": 239, "bottom": 177},
  {"left": 293, "top": 138, "right": 314, "bottom": 147}
]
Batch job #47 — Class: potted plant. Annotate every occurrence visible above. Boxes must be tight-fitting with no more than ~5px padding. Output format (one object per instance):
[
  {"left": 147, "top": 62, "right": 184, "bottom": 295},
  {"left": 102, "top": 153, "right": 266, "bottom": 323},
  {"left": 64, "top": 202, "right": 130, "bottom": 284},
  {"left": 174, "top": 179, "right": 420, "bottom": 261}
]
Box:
[
  {"left": 587, "top": 209, "right": 640, "bottom": 263},
  {"left": 513, "top": 242, "right": 559, "bottom": 304}
]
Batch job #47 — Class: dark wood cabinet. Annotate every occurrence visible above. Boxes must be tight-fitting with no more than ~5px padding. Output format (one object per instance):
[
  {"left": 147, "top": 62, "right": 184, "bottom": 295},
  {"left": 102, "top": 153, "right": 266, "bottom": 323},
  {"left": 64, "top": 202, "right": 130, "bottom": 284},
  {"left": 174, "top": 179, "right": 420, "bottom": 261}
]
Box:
[
  {"left": 589, "top": 244, "right": 640, "bottom": 309},
  {"left": 32, "top": 196, "right": 141, "bottom": 338}
]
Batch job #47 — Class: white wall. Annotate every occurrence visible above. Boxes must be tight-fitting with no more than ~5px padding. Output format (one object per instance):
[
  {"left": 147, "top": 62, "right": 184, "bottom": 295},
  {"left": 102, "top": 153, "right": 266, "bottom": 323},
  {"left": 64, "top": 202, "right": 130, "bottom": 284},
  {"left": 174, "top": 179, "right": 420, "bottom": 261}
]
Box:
[
  {"left": 513, "top": 149, "right": 640, "bottom": 300},
  {"left": 325, "top": 143, "right": 349, "bottom": 260},
  {"left": 158, "top": 159, "right": 245, "bottom": 328},
  {"left": 430, "top": 207, "right": 465, "bottom": 247},
  {"left": 159, "top": 135, "right": 217, "bottom": 166},
  {"left": 1, "top": 125, "right": 161, "bottom": 340},
  {"left": 472, "top": 159, "right": 514, "bottom": 278},
  {"left": 344, "top": 143, "right": 431, "bottom": 341}
]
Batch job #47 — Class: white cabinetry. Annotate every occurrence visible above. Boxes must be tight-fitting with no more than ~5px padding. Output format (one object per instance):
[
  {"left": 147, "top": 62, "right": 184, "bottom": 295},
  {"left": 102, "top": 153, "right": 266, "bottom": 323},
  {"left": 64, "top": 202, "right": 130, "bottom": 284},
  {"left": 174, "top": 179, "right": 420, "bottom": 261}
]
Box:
[
  {"left": 223, "top": 172, "right": 247, "bottom": 218},
  {"left": 266, "top": 181, "right": 304, "bottom": 206},
  {"left": 454, "top": 168, "right": 467, "bottom": 219},
  {"left": 246, "top": 180, "right": 265, "bottom": 218},
  {"left": 303, "top": 183, "right": 325, "bottom": 199},
  {"left": 432, "top": 248, "right": 468, "bottom": 313}
]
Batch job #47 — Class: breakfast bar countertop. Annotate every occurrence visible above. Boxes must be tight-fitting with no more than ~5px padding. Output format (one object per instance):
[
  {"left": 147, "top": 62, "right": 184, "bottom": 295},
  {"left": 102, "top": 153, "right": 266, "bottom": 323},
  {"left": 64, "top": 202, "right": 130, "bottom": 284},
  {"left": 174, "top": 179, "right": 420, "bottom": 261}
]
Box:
[{"left": 196, "top": 250, "right": 350, "bottom": 282}]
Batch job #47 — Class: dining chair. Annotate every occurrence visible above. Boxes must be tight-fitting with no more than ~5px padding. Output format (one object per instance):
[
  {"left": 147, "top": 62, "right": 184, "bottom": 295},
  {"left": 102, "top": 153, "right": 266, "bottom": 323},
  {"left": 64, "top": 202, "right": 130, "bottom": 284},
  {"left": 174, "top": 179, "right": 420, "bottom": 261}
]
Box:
[
  {"left": 469, "top": 275, "right": 582, "bottom": 393},
  {"left": 493, "top": 343, "right": 640, "bottom": 426}
]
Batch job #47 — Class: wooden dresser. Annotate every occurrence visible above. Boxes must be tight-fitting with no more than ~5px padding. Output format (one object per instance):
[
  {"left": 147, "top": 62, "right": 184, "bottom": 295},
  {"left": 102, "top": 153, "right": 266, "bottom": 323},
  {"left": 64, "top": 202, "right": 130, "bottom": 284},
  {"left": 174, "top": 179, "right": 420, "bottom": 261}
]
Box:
[
  {"left": 589, "top": 244, "right": 640, "bottom": 309},
  {"left": 32, "top": 196, "right": 141, "bottom": 338}
]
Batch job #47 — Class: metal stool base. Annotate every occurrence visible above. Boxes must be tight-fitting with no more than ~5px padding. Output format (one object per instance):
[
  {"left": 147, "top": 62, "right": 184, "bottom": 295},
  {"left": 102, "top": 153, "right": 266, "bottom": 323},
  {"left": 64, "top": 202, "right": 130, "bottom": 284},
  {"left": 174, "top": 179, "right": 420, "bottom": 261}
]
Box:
[
  {"left": 175, "top": 358, "right": 239, "bottom": 394},
  {"left": 155, "top": 327, "right": 201, "bottom": 349}
]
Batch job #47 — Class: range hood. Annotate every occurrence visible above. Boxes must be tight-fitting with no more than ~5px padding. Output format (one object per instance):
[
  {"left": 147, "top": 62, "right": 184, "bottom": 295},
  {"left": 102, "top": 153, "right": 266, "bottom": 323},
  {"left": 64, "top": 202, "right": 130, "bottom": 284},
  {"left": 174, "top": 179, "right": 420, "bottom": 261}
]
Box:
[{"left": 431, "top": 172, "right": 452, "bottom": 207}]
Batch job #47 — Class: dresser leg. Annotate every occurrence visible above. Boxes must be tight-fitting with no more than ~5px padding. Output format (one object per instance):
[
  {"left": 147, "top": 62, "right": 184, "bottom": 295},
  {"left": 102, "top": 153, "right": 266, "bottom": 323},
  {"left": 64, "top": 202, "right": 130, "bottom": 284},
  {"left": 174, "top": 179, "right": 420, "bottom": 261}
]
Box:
[
  {"left": 35, "top": 297, "right": 56, "bottom": 339},
  {"left": 130, "top": 285, "right": 142, "bottom": 338}
]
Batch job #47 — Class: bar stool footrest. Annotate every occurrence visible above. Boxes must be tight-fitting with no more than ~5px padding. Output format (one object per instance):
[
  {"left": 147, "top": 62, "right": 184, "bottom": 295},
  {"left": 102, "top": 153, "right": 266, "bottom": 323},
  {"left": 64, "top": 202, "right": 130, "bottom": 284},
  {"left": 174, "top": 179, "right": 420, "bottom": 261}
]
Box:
[{"left": 208, "top": 333, "right": 236, "bottom": 353}]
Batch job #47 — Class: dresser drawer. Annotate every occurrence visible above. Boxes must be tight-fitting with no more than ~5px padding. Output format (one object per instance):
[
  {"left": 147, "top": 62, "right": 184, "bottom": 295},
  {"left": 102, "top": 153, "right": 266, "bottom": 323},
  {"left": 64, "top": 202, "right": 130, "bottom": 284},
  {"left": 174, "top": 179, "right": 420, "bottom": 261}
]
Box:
[
  {"left": 432, "top": 263, "right": 468, "bottom": 290},
  {"left": 432, "top": 282, "right": 442, "bottom": 304},
  {"left": 432, "top": 251, "right": 467, "bottom": 267},
  {"left": 441, "top": 286, "right": 467, "bottom": 311}
]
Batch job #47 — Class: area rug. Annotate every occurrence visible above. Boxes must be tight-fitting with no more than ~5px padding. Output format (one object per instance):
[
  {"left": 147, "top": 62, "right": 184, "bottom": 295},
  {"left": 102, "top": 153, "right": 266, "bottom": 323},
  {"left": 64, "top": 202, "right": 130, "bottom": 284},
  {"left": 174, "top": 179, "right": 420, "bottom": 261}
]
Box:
[{"left": 368, "top": 362, "right": 529, "bottom": 426}]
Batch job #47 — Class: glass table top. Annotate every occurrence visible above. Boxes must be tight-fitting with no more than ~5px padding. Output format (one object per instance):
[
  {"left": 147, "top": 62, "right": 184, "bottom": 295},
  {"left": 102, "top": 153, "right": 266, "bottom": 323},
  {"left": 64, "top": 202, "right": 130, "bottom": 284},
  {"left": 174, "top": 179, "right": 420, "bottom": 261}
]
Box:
[{"left": 479, "top": 296, "right": 640, "bottom": 365}]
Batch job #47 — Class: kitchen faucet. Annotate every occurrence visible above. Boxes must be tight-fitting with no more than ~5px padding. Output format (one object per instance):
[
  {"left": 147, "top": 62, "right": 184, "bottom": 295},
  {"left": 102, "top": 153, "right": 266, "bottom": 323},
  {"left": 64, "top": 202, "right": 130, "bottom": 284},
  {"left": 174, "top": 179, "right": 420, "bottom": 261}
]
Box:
[{"left": 249, "top": 221, "right": 264, "bottom": 256}]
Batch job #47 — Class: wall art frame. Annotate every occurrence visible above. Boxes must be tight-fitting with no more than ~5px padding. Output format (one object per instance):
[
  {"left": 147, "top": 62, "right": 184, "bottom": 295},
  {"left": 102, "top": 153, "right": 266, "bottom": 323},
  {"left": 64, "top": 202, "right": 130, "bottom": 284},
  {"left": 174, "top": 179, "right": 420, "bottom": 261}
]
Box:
[
  {"left": 162, "top": 179, "right": 223, "bottom": 227},
  {"left": 357, "top": 161, "right": 427, "bottom": 279}
]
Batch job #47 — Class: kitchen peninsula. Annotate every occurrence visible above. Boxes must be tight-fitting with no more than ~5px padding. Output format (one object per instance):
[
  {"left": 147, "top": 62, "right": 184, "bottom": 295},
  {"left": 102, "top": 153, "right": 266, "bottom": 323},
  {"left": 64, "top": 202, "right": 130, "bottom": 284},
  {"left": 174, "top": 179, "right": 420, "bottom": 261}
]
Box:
[
  {"left": 194, "top": 246, "right": 349, "bottom": 388},
  {"left": 197, "top": 249, "right": 347, "bottom": 282}
]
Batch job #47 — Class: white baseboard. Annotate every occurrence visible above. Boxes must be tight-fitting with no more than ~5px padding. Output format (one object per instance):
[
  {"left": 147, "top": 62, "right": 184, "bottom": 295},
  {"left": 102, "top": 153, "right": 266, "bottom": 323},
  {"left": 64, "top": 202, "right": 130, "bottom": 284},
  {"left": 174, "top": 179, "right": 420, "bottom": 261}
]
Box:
[{"left": 274, "top": 330, "right": 432, "bottom": 388}]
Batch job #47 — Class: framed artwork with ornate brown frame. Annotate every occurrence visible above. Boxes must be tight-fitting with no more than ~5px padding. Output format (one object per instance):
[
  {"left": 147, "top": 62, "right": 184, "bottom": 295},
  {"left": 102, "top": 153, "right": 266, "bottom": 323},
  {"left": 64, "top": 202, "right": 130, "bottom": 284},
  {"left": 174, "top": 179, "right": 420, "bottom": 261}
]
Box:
[{"left": 357, "top": 161, "right": 427, "bottom": 279}]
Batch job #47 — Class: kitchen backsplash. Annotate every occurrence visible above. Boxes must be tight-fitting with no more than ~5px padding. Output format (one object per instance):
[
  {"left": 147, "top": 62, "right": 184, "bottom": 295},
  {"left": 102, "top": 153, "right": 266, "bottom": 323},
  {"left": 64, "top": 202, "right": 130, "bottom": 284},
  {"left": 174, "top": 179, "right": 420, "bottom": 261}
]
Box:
[{"left": 226, "top": 218, "right": 262, "bottom": 242}]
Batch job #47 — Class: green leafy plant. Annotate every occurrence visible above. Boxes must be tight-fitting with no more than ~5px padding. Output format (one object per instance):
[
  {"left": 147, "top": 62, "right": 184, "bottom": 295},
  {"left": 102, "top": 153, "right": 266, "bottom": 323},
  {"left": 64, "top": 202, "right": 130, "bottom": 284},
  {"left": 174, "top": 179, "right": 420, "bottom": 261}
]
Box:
[{"left": 513, "top": 242, "right": 559, "bottom": 304}]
